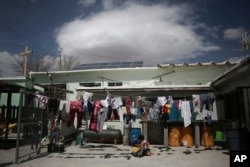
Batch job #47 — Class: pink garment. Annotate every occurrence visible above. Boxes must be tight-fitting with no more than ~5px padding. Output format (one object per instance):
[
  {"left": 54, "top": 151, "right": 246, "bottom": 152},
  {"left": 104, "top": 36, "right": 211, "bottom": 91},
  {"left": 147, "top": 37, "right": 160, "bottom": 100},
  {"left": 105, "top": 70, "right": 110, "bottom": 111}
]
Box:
[
  {"left": 35, "top": 94, "right": 48, "bottom": 108},
  {"left": 126, "top": 96, "right": 132, "bottom": 115},
  {"left": 192, "top": 94, "right": 200, "bottom": 113},
  {"left": 176, "top": 100, "right": 182, "bottom": 110},
  {"left": 168, "top": 96, "right": 174, "bottom": 107}
]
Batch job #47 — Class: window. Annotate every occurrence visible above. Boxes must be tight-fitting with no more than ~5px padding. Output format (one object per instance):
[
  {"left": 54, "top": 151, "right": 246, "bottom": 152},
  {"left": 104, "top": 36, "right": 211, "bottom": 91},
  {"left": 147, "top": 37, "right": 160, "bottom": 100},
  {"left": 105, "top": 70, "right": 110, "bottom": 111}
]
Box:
[
  {"left": 108, "top": 82, "right": 123, "bottom": 87},
  {"left": 80, "top": 82, "right": 101, "bottom": 87}
]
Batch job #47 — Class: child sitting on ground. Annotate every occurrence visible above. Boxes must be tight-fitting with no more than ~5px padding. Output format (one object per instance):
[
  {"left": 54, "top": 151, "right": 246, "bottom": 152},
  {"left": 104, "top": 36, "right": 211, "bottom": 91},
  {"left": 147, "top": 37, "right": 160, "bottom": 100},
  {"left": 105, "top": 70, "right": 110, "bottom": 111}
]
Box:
[{"left": 137, "top": 134, "right": 150, "bottom": 157}]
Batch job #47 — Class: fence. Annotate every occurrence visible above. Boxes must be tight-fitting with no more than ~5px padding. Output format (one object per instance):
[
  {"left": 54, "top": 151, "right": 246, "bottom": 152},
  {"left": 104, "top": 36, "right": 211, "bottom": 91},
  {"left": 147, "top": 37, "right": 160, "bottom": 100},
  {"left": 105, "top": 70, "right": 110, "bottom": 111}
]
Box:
[
  {"left": 0, "top": 105, "right": 19, "bottom": 149},
  {"left": 14, "top": 89, "right": 49, "bottom": 163}
]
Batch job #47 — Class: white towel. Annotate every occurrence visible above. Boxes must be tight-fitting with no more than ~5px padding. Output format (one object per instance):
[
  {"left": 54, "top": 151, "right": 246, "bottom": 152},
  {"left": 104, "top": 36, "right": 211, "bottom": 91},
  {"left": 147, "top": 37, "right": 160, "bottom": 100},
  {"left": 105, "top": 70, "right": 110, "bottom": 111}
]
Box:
[{"left": 181, "top": 101, "right": 192, "bottom": 127}]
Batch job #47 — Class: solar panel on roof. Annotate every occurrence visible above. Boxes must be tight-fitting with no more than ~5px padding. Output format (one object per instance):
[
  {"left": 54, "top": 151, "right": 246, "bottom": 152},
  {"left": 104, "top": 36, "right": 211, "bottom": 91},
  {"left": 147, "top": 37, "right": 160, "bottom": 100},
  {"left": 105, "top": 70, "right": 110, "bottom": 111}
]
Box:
[{"left": 73, "top": 61, "right": 143, "bottom": 70}]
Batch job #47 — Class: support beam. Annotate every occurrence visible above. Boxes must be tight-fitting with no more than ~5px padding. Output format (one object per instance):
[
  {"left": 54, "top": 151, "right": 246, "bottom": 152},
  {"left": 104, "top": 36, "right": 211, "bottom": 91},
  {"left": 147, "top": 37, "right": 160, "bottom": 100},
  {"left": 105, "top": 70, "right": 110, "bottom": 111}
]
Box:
[
  {"left": 194, "top": 122, "right": 200, "bottom": 147},
  {"left": 163, "top": 124, "right": 169, "bottom": 146}
]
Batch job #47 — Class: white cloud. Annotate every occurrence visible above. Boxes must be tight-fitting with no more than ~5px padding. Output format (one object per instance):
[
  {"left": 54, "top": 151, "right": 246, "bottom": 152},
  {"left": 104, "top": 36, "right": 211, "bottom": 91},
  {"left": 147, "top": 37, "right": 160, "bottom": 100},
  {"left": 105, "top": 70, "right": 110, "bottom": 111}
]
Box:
[
  {"left": 0, "top": 51, "right": 15, "bottom": 64},
  {"left": 0, "top": 51, "right": 58, "bottom": 77},
  {"left": 56, "top": 2, "right": 220, "bottom": 65},
  {"left": 224, "top": 27, "right": 246, "bottom": 40},
  {"left": 101, "top": 0, "right": 119, "bottom": 10},
  {"left": 0, "top": 51, "right": 18, "bottom": 77}
]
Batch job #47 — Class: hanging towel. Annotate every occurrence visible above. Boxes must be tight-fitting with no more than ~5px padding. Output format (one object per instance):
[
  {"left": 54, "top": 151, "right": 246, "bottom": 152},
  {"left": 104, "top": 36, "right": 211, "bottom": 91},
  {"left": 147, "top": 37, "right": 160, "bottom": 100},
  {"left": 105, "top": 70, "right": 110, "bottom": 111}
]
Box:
[{"left": 181, "top": 101, "right": 192, "bottom": 127}]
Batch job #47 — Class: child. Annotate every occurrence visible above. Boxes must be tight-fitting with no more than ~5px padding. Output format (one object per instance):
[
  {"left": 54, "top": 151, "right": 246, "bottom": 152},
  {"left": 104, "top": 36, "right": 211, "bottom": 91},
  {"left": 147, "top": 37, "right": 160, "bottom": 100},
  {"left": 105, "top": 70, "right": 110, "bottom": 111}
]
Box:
[{"left": 137, "top": 134, "right": 149, "bottom": 157}]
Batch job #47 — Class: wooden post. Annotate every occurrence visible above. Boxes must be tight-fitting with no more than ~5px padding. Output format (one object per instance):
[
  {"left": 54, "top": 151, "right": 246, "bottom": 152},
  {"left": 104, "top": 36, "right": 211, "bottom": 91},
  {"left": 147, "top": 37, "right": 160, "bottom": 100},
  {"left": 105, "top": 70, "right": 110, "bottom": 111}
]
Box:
[{"left": 19, "top": 45, "right": 32, "bottom": 78}]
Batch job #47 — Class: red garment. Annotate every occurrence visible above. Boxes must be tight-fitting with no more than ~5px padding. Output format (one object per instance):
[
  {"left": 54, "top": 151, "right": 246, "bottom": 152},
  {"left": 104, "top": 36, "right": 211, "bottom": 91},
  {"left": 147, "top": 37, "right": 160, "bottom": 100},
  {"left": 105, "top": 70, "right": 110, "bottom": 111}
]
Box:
[
  {"left": 162, "top": 103, "right": 171, "bottom": 114},
  {"left": 69, "top": 101, "right": 83, "bottom": 128},
  {"left": 89, "top": 100, "right": 102, "bottom": 131}
]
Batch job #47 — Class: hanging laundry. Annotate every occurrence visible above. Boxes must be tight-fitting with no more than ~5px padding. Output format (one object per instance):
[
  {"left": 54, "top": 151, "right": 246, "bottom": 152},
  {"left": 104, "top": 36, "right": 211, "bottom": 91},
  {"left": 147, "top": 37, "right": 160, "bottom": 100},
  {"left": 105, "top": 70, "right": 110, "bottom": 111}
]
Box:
[
  {"left": 118, "top": 107, "right": 123, "bottom": 122},
  {"left": 89, "top": 100, "right": 102, "bottom": 131},
  {"left": 97, "top": 108, "right": 108, "bottom": 132},
  {"left": 105, "top": 91, "right": 112, "bottom": 105},
  {"left": 203, "top": 108, "right": 212, "bottom": 124},
  {"left": 199, "top": 93, "right": 215, "bottom": 113},
  {"left": 69, "top": 101, "right": 83, "bottom": 128},
  {"left": 157, "top": 96, "right": 167, "bottom": 106},
  {"left": 149, "top": 107, "right": 157, "bottom": 121},
  {"left": 100, "top": 99, "right": 109, "bottom": 108},
  {"left": 58, "top": 100, "right": 70, "bottom": 122},
  {"left": 168, "top": 96, "right": 174, "bottom": 107},
  {"left": 82, "top": 91, "right": 93, "bottom": 121},
  {"left": 124, "top": 96, "right": 133, "bottom": 123},
  {"left": 181, "top": 101, "right": 192, "bottom": 127},
  {"left": 82, "top": 91, "right": 93, "bottom": 105},
  {"left": 162, "top": 103, "right": 171, "bottom": 114},
  {"left": 122, "top": 106, "right": 127, "bottom": 115},
  {"left": 35, "top": 94, "right": 48, "bottom": 108},
  {"left": 112, "top": 96, "right": 123, "bottom": 109},
  {"left": 76, "top": 91, "right": 83, "bottom": 101},
  {"left": 169, "top": 101, "right": 182, "bottom": 121},
  {"left": 82, "top": 104, "right": 88, "bottom": 121},
  {"left": 192, "top": 95, "right": 203, "bottom": 120},
  {"left": 136, "top": 96, "right": 143, "bottom": 108},
  {"left": 176, "top": 100, "right": 182, "bottom": 111},
  {"left": 192, "top": 95, "right": 200, "bottom": 112},
  {"left": 59, "top": 100, "right": 70, "bottom": 113},
  {"left": 87, "top": 101, "right": 94, "bottom": 114}
]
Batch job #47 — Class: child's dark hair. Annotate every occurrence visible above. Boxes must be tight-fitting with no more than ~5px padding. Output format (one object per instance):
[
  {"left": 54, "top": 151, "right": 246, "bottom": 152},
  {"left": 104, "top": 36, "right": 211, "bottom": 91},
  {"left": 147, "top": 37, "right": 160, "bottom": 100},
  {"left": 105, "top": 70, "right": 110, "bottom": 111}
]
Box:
[{"left": 138, "top": 134, "right": 144, "bottom": 141}]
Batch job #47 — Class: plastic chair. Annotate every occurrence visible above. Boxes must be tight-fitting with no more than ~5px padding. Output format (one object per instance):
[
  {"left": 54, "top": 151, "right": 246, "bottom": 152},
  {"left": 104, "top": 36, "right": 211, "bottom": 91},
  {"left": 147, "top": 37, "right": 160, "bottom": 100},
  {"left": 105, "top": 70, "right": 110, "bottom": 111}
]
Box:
[{"left": 214, "top": 131, "right": 227, "bottom": 149}]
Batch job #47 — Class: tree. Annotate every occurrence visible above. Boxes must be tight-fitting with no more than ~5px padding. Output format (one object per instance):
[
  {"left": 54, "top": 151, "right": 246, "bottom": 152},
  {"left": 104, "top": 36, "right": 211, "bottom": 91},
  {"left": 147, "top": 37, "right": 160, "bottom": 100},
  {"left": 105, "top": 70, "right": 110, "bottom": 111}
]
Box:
[
  {"left": 12, "top": 53, "right": 55, "bottom": 76},
  {"left": 12, "top": 53, "right": 80, "bottom": 77},
  {"left": 57, "top": 55, "right": 80, "bottom": 71}
]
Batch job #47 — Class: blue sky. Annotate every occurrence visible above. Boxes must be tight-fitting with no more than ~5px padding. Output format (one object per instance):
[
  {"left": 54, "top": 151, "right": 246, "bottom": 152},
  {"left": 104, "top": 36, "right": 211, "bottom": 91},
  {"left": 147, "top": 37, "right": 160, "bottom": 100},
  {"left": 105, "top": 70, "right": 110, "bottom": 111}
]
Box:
[{"left": 0, "top": 0, "right": 249, "bottom": 76}]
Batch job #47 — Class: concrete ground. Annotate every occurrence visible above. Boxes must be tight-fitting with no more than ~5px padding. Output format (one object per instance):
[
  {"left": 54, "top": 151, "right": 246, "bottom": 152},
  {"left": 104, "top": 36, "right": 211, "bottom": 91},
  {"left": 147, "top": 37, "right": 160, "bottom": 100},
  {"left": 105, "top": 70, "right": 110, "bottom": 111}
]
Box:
[{"left": 0, "top": 143, "right": 229, "bottom": 167}]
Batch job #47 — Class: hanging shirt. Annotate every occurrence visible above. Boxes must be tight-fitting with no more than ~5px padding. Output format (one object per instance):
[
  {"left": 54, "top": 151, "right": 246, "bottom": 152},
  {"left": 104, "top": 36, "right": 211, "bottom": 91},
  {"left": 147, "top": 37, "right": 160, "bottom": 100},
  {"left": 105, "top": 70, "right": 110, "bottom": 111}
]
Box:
[
  {"left": 112, "top": 96, "right": 123, "bottom": 109},
  {"left": 83, "top": 91, "right": 93, "bottom": 106},
  {"left": 100, "top": 99, "right": 109, "bottom": 108},
  {"left": 157, "top": 96, "right": 167, "bottom": 106}
]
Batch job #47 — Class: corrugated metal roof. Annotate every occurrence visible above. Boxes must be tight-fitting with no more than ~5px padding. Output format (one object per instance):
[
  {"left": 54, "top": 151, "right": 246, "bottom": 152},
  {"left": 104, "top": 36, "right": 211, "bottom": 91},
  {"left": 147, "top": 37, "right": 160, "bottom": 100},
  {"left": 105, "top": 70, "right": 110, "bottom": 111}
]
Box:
[{"left": 157, "top": 60, "right": 239, "bottom": 68}]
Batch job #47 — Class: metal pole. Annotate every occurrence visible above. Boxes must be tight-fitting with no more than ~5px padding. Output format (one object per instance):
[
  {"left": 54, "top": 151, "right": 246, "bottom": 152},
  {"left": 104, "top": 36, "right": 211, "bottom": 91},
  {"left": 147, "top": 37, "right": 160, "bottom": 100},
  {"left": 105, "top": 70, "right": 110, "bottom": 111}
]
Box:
[
  {"left": 60, "top": 54, "right": 62, "bottom": 71},
  {"left": 194, "top": 122, "right": 200, "bottom": 147},
  {"left": 163, "top": 123, "right": 168, "bottom": 146},
  {"left": 15, "top": 89, "right": 24, "bottom": 163}
]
